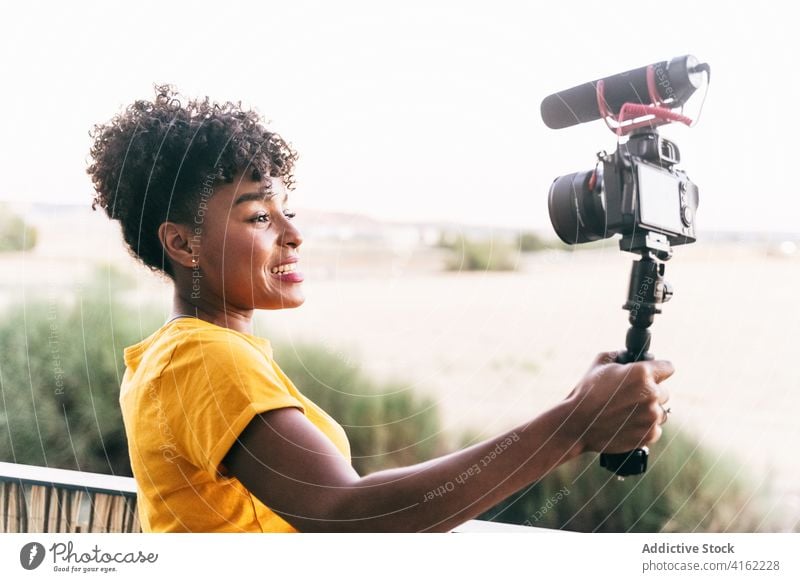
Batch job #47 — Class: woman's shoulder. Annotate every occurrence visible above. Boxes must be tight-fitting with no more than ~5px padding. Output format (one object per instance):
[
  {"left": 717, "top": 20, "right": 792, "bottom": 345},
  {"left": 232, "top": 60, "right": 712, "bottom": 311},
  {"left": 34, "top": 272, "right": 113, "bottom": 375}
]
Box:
[
  {"left": 123, "top": 317, "right": 274, "bottom": 381},
  {"left": 165, "top": 317, "right": 274, "bottom": 362}
]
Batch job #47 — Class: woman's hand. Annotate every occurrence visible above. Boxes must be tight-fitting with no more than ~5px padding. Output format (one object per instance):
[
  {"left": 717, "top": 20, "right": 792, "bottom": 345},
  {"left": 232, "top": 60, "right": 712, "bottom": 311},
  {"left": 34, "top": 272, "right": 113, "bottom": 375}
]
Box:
[{"left": 564, "top": 351, "right": 674, "bottom": 455}]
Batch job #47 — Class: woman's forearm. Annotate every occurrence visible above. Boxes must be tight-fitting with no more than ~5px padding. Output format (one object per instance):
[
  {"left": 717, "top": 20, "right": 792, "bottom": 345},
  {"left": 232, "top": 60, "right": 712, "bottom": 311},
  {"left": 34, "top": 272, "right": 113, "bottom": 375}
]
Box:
[
  {"left": 229, "top": 352, "right": 669, "bottom": 532},
  {"left": 326, "top": 398, "right": 584, "bottom": 532}
]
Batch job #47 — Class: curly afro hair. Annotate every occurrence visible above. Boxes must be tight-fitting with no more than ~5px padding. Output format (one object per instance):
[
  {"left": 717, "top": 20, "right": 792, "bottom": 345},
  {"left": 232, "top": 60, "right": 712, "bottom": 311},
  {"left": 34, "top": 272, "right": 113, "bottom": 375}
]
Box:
[{"left": 88, "top": 84, "right": 298, "bottom": 279}]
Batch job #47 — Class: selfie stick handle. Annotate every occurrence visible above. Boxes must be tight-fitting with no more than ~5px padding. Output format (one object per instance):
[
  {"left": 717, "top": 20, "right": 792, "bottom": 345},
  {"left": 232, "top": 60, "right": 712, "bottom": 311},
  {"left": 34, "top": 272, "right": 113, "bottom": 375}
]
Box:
[{"left": 599, "top": 254, "right": 670, "bottom": 478}]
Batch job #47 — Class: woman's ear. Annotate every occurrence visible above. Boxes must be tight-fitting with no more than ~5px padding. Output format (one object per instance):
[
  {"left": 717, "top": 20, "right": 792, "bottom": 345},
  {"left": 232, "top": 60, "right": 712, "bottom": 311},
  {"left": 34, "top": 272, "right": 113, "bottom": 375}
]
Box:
[{"left": 158, "top": 222, "right": 198, "bottom": 271}]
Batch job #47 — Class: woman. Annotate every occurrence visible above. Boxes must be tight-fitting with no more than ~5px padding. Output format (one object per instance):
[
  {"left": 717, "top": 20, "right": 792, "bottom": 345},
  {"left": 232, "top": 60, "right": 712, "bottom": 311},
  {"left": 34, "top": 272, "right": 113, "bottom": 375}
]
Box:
[{"left": 88, "top": 86, "right": 673, "bottom": 533}]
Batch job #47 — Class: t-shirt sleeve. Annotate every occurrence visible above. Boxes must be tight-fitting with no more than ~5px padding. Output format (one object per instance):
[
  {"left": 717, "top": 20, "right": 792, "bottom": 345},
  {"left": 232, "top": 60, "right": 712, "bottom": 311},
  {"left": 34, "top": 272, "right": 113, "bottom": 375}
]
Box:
[{"left": 162, "top": 332, "right": 305, "bottom": 478}]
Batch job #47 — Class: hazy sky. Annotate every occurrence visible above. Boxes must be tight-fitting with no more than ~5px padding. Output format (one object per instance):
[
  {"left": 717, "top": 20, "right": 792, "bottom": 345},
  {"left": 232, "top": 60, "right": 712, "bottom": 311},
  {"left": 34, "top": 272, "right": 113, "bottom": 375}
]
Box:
[{"left": 1, "top": 0, "right": 797, "bottom": 233}]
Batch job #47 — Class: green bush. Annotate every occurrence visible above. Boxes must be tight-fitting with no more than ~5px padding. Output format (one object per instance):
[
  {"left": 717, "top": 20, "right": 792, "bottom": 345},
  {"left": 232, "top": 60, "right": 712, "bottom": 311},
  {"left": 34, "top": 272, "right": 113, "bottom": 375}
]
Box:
[
  {"left": 516, "top": 231, "right": 551, "bottom": 253},
  {"left": 440, "top": 233, "right": 517, "bottom": 272},
  {"left": 514, "top": 230, "right": 629, "bottom": 254},
  {"left": 479, "top": 427, "right": 781, "bottom": 532},
  {"left": 273, "top": 342, "right": 446, "bottom": 474},
  {"left": 0, "top": 204, "right": 37, "bottom": 252},
  {"left": 0, "top": 265, "right": 159, "bottom": 475}
]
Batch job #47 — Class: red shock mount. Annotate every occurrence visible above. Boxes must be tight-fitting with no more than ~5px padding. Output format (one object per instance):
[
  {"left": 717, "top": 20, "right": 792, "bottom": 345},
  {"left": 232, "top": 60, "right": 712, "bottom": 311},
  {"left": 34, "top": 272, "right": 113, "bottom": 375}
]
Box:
[{"left": 596, "top": 65, "right": 694, "bottom": 136}]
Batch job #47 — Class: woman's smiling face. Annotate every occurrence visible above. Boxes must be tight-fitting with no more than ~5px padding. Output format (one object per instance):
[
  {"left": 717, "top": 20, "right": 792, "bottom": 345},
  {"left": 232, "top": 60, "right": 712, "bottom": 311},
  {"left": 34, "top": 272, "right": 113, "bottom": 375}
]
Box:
[{"left": 195, "top": 173, "right": 305, "bottom": 311}]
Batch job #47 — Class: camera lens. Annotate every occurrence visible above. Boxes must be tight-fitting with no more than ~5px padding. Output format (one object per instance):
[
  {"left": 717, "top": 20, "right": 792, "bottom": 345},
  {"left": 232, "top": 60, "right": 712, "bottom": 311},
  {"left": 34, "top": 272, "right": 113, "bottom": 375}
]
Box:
[{"left": 547, "top": 169, "right": 609, "bottom": 244}]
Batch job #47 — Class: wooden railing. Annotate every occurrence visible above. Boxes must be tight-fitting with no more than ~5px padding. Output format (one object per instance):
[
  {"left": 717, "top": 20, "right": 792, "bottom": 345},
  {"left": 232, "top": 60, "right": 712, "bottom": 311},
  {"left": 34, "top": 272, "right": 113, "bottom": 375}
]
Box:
[
  {"left": 0, "top": 462, "right": 140, "bottom": 533},
  {"left": 0, "top": 461, "right": 543, "bottom": 533}
]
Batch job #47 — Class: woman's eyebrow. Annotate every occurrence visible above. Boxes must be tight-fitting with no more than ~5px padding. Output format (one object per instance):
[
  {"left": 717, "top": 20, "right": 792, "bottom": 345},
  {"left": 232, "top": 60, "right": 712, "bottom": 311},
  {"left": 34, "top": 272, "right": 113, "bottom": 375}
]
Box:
[{"left": 233, "top": 190, "right": 289, "bottom": 206}]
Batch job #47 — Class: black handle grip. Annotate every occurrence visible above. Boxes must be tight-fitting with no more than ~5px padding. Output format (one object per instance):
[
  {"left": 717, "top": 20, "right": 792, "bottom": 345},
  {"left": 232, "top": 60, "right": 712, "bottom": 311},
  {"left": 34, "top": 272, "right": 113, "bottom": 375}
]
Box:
[
  {"left": 600, "top": 447, "right": 649, "bottom": 477},
  {"left": 599, "top": 338, "right": 653, "bottom": 478}
]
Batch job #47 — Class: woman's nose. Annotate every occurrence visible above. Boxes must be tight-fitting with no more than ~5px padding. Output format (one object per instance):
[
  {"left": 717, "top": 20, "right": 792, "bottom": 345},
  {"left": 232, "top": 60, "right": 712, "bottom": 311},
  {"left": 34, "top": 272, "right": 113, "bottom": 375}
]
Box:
[{"left": 280, "top": 219, "right": 303, "bottom": 249}]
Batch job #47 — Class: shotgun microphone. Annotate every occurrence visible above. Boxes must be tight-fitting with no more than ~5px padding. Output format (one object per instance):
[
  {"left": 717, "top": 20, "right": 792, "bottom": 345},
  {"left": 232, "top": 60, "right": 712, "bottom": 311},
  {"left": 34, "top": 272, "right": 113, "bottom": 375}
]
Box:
[{"left": 540, "top": 55, "right": 709, "bottom": 129}]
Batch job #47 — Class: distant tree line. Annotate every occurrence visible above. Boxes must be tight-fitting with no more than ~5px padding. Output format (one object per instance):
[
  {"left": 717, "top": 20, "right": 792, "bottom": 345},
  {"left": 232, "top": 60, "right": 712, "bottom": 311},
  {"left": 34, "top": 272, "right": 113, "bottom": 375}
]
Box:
[{"left": 0, "top": 203, "right": 37, "bottom": 252}]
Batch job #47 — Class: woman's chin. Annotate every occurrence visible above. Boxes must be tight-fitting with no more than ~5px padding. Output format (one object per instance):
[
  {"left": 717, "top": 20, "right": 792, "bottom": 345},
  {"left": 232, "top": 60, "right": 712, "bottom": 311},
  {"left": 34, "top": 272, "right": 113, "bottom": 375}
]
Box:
[
  {"left": 282, "top": 296, "right": 305, "bottom": 309},
  {"left": 260, "top": 293, "right": 305, "bottom": 310}
]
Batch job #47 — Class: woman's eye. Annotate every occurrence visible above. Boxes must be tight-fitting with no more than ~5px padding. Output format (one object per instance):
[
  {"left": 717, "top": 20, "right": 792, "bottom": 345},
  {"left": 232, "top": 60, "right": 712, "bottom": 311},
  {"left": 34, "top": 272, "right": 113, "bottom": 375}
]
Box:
[{"left": 250, "top": 210, "right": 296, "bottom": 224}]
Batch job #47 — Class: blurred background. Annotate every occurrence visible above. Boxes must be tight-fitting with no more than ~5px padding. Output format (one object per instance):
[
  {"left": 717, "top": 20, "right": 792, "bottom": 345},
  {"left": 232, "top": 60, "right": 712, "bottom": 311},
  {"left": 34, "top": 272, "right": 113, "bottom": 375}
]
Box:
[{"left": 1, "top": 0, "right": 798, "bottom": 532}]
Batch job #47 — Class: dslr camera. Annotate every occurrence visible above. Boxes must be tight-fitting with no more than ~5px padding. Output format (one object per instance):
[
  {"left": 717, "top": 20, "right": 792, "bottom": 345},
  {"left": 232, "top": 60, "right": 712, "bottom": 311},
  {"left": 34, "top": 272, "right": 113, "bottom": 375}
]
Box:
[
  {"left": 542, "top": 55, "right": 708, "bottom": 255},
  {"left": 548, "top": 130, "right": 698, "bottom": 251}
]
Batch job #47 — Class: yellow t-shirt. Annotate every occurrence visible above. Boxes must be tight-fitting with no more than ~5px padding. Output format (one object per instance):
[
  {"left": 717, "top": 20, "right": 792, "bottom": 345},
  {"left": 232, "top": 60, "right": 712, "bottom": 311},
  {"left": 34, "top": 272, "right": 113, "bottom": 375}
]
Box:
[{"left": 119, "top": 316, "right": 351, "bottom": 532}]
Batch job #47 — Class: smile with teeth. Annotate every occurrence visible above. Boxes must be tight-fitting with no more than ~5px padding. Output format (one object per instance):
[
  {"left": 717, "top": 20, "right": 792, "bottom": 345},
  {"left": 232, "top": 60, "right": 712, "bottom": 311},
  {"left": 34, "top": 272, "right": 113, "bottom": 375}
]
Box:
[{"left": 270, "top": 263, "right": 297, "bottom": 275}]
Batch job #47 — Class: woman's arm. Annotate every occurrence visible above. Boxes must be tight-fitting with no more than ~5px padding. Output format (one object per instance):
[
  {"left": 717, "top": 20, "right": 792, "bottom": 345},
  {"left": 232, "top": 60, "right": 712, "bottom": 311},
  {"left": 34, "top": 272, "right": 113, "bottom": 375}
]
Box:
[{"left": 224, "top": 353, "right": 673, "bottom": 532}]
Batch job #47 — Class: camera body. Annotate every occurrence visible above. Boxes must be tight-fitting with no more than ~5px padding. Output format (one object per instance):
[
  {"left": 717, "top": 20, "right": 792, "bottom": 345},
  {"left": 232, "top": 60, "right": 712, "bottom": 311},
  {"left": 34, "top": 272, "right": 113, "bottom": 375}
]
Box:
[{"left": 548, "top": 129, "right": 699, "bottom": 251}]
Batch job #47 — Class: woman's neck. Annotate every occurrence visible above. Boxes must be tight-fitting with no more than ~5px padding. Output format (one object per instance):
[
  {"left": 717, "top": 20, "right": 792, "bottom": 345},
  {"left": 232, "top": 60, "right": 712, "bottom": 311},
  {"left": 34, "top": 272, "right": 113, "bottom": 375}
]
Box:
[{"left": 171, "top": 291, "right": 254, "bottom": 335}]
